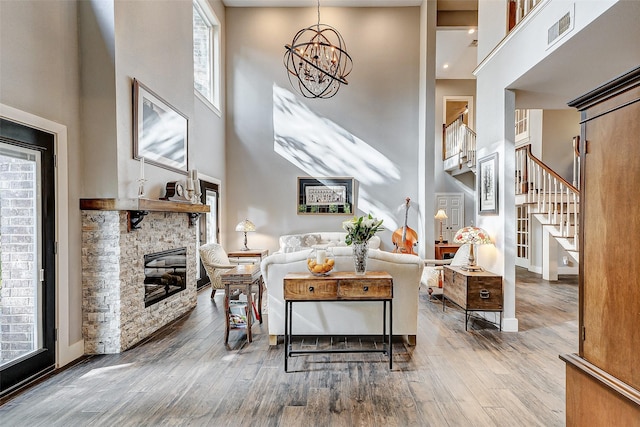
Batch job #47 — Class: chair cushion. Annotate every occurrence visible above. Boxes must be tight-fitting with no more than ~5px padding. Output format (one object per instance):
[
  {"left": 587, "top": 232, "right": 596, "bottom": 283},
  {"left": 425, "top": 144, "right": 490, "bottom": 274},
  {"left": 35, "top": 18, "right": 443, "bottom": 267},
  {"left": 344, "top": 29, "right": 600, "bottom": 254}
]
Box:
[{"left": 199, "top": 243, "right": 234, "bottom": 289}]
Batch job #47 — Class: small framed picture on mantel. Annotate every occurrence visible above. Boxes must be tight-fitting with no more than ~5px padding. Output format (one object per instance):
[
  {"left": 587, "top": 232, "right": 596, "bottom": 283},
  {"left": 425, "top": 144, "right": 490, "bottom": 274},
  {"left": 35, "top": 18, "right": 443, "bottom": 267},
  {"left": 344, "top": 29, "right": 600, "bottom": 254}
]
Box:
[
  {"left": 478, "top": 153, "right": 498, "bottom": 215},
  {"left": 297, "top": 177, "right": 354, "bottom": 215}
]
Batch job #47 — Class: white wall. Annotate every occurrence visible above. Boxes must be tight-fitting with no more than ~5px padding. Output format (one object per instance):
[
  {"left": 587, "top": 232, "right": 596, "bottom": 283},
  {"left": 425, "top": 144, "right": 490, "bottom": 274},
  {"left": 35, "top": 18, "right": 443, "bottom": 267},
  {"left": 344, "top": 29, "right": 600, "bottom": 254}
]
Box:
[
  {"left": 477, "top": 0, "right": 507, "bottom": 61},
  {"left": 474, "top": 0, "right": 631, "bottom": 332},
  {"left": 225, "top": 7, "right": 422, "bottom": 253},
  {"left": 113, "top": 0, "right": 195, "bottom": 199},
  {"left": 1, "top": 0, "right": 226, "bottom": 366},
  {"left": 192, "top": 0, "right": 227, "bottom": 233},
  {"left": 435, "top": 79, "right": 476, "bottom": 227},
  {"left": 79, "top": 0, "right": 226, "bottom": 201},
  {"left": 541, "top": 109, "right": 580, "bottom": 183},
  {"left": 1, "top": 0, "right": 84, "bottom": 346}
]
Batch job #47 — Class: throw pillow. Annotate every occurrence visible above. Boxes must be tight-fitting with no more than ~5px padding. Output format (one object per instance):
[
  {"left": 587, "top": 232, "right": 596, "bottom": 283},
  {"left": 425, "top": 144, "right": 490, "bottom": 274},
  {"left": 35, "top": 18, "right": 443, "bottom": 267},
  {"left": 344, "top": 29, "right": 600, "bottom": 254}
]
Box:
[{"left": 281, "top": 233, "right": 322, "bottom": 252}]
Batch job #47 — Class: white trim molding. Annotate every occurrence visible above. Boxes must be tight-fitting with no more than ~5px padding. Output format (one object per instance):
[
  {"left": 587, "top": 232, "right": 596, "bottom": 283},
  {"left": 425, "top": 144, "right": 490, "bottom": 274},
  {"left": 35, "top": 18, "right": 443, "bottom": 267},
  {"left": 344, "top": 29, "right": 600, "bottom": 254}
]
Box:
[{"left": 0, "top": 103, "right": 82, "bottom": 368}]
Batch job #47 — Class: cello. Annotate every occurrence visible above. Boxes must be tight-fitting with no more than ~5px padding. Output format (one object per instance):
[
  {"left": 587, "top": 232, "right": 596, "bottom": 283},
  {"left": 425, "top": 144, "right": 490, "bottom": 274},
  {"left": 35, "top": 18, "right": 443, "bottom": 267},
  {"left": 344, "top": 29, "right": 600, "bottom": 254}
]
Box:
[{"left": 392, "top": 197, "right": 418, "bottom": 255}]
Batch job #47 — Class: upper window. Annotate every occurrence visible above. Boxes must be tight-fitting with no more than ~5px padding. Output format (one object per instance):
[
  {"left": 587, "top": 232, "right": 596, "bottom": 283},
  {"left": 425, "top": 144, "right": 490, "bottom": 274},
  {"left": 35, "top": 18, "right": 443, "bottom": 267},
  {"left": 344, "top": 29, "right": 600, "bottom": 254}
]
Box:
[
  {"left": 515, "top": 109, "right": 529, "bottom": 143},
  {"left": 193, "top": 0, "right": 220, "bottom": 113}
]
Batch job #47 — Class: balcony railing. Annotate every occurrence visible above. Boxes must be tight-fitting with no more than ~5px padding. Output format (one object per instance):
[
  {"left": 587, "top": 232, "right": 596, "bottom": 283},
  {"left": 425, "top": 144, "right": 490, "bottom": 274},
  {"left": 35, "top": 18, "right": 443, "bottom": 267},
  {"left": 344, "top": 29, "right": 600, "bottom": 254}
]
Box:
[
  {"left": 508, "top": 0, "right": 544, "bottom": 31},
  {"left": 443, "top": 116, "right": 476, "bottom": 171}
]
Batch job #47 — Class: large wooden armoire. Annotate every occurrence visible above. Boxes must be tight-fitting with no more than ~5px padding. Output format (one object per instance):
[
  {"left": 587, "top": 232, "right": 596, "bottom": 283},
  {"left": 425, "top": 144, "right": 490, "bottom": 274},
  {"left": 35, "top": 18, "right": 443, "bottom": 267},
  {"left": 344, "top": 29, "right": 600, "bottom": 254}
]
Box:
[{"left": 562, "top": 67, "right": 640, "bottom": 425}]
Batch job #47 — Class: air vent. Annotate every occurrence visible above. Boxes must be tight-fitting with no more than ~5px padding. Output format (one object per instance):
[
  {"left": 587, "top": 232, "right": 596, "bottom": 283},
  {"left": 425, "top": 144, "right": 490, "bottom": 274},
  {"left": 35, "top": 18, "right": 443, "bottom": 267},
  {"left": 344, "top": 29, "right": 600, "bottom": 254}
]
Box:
[{"left": 548, "top": 11, "right": 571, "bottom": 45}]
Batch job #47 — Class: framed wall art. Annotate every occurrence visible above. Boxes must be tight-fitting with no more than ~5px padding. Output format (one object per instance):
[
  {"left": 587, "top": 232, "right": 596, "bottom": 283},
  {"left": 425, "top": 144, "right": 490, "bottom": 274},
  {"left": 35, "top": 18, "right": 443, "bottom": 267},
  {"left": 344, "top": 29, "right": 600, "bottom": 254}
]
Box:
[
  {"left": 297, "top": 177, "right": 354, "bottom": 215},
  {"left": 133, "top": 78, "right": 188, "bottom": 173},
  {"left": 478, "top": 152, "right": 498, "bottom": 214}
]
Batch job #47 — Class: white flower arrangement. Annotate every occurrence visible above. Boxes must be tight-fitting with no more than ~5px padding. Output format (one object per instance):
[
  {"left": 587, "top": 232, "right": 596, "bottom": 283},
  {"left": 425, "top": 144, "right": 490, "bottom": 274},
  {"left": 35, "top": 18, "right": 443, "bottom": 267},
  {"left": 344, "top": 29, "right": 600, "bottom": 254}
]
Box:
[{"left": 342, "top": 214, "right": 384, "bottom": 245}]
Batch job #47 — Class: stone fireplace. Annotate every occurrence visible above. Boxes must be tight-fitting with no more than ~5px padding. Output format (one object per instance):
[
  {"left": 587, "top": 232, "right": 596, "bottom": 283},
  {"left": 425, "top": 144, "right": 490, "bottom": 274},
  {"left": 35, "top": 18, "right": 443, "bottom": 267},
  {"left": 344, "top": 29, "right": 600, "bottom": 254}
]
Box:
[{"left": 81, "top": 199, "right": 208, "bottom": 354}]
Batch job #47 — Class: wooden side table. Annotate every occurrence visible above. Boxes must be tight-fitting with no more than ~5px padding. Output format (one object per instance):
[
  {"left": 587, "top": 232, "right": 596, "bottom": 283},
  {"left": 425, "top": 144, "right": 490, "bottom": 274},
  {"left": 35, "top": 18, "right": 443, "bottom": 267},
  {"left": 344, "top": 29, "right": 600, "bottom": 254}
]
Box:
[
  {"left": 283, "top": 271, "right": 393, "bottom": 372},
  {"left": 443, "top": 265, "right": 503, "bottom": 330},
  {"left": 227, "top": 249, "right": 269, "bottom": 265},
  {"left": 220, "top": 264, "right": 264, "bottom": 344},
  {"left": 435, "top": 243, "right": 461, "bottom": 260}
]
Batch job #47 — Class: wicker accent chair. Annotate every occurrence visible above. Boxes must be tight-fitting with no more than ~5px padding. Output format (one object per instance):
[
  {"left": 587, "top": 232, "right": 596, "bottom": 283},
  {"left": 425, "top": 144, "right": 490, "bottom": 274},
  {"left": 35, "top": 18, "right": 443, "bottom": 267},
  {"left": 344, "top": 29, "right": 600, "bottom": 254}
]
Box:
[{"left": 199, "top": 243, "right": 238, "bottom": 298}]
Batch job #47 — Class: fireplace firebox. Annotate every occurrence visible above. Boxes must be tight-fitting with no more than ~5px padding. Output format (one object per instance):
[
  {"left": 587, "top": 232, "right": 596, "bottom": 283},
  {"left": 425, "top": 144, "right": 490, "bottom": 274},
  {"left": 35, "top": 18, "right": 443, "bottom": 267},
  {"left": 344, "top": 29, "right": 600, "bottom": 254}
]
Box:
[{"left": 144, "top": 247, "right": 187, "bottom": 307}]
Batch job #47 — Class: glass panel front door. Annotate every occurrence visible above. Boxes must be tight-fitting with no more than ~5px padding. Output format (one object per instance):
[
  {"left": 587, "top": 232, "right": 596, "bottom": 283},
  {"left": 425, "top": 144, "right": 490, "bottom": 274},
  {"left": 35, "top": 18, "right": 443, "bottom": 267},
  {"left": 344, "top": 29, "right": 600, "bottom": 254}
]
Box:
[
  {"left": 0, "top": 144, "right": 42, "bottom": 368},
  {"left": 0, "top": 118, "right": 55, "bottom": 396}
]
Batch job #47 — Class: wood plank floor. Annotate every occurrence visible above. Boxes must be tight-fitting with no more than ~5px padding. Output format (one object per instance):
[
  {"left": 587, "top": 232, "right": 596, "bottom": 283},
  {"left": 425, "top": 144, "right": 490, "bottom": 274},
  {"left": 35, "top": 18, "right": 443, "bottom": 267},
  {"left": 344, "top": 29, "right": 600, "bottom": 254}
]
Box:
[{"left": 0, "top": 267, "right": 578, "bottom": 426}]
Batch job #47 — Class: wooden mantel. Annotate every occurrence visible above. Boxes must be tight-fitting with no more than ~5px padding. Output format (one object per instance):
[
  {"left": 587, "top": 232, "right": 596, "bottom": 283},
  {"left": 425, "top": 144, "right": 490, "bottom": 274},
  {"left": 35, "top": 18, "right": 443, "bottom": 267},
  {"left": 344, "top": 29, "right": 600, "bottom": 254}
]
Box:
[
  {"left": 80, "top": 198, "right": 210, "bottom": 231},
  {"left": 80, "top": 198, "right": 210, "bottom": 213}
]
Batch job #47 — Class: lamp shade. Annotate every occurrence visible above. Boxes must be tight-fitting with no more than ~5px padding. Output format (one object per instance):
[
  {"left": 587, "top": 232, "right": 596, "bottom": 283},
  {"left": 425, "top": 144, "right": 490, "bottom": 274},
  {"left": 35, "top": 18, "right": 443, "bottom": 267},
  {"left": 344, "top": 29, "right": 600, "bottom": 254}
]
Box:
[
  {"left": 453, "top": 226, "right": 491, "bottom": 271},
  {"left": 453, "top": 226, "right": 491, "bottom": 245},
  {"left": 235, "top": 219, "right": 256, "bottom": 232},
  {"left": 434, "top": 209, "right": 448, "bottom": 220}
]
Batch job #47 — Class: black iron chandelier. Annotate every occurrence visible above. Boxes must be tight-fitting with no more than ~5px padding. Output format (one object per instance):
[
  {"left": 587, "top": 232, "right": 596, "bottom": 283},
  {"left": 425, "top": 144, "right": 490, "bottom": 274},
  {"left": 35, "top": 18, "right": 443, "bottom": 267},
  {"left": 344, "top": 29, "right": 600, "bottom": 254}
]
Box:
[{"left": 283, "top": 0, "right": 353, "bottom": 99}]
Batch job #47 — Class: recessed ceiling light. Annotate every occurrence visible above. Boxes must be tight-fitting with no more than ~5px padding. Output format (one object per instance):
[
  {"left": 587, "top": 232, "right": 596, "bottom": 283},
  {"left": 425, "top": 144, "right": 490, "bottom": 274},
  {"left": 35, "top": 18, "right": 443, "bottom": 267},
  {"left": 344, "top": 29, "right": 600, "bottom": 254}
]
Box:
[
  {"left": 468, "top": 28, "right": 476, "bottom": 34},
  {"left": 443, "top": 64, "right": 449, "bottom": 69}
]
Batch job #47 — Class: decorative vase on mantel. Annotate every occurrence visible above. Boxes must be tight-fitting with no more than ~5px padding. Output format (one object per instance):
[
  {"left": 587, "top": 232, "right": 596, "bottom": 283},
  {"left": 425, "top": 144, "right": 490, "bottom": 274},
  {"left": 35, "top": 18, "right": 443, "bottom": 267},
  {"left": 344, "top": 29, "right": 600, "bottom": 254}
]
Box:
[{"left": 352, "top": 242, "right": 369, "bottom": 275}]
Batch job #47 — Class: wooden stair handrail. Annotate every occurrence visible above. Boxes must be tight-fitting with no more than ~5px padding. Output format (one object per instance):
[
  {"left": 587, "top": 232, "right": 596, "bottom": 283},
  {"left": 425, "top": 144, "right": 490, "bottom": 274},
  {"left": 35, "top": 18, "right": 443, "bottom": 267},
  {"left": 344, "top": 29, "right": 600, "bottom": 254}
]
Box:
[{"left": 519, "top": 145, "right": 579, "bottom": 195}]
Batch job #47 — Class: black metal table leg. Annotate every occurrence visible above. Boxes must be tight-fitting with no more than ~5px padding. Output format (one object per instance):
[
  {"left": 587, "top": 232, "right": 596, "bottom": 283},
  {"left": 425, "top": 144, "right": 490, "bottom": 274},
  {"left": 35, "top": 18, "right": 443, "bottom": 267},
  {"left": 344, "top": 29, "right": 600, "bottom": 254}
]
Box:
[
  {"left": 389, "top": 300, "right": 393, "bottom": 370},
  {"left": 284, "top": 300, "right": 289, "bottom": 372}
]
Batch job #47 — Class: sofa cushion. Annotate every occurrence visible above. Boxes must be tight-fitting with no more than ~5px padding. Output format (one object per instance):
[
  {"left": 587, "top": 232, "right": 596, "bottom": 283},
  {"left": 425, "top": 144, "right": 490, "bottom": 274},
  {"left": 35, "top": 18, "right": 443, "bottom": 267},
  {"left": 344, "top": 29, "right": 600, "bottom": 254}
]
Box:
[
  {"left": 280, "top": 233, "right": 322, "bottom": 253},
  {"left": 278, "top": 232, "right": 381, "bottom": 254}
]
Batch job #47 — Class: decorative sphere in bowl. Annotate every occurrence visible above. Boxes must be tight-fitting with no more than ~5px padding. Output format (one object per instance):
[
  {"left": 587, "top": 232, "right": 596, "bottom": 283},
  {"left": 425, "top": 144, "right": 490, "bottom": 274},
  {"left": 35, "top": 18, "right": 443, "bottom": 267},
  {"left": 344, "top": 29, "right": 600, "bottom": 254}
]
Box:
[{"left": 307, "top": 247, "right": 335, "bottom": 276}]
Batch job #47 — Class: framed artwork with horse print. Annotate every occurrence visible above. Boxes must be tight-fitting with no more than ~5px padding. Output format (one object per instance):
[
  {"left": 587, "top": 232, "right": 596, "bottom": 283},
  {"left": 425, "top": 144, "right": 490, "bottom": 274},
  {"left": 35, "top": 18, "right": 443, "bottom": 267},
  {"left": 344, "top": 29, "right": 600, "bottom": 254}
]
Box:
[{"left": 297, "top": 177, "right": 354, "bottom": 215}]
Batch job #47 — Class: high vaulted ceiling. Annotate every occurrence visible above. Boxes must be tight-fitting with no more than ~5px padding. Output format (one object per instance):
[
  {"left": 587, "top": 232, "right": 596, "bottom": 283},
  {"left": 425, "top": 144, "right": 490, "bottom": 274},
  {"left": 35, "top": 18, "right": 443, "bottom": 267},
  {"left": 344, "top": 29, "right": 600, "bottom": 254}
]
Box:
[
  {"left": 222, "top": 0, "right": 479, "bottom": 79},
  {"left": 222, "top": 1, "right": 422, "bottom": 6}
]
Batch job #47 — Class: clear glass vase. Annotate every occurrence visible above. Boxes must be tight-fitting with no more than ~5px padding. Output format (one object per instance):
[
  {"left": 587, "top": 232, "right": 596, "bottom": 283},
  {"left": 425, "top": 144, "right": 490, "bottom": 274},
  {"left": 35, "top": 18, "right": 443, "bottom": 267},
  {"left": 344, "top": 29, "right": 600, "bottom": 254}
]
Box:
[
  {"left": 352, "top": 242, "right": 368, "bottom": 275},
  {"left": 307, "top": 247, "right": 335, "bottom": 276}
]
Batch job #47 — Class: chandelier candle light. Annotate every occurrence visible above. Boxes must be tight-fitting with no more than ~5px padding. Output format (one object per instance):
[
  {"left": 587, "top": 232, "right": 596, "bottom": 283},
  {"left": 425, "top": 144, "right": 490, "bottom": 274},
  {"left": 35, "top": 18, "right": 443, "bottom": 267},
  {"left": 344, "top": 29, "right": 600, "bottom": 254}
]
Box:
[
  {"left": 235, "top": 219, "right": 256, "bottom": 251},
  {"left": 283, "top": 0, "right": 353, "bottom": 99},
  {"left": 453, "top": 226, "right": 492, "bottom": 271},
  {"left": 343, "top": 214, "right": 384, "bottom": 275}
]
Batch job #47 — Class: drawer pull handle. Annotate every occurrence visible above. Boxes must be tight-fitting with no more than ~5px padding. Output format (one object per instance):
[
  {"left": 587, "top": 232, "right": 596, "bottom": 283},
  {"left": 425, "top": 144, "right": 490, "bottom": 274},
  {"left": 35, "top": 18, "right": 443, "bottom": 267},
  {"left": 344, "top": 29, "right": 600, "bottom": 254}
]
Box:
[
  {"left": 363, "top": 286, "right": 369, "bottom": 292},
  {"left": 309, "top": 286, "right": 314, "bottom": 292},
  {"left": 480, "top": 289, "right": 490, "bottom": 299}
]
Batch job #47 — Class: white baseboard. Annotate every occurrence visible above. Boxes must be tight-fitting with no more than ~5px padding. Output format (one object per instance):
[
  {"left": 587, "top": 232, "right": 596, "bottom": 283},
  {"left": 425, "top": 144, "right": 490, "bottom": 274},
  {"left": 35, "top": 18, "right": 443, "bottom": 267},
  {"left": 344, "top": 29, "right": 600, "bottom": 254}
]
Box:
[
  {"left": 558, "top": 266, "right": 578, "bottom": 275},
  {"left": 528, "top": 265, "right": 542, "bottom": 275},
  {"left": 58, "top": 339, "right": 84, "bottom": 368},
  {"left": 502, "top": 317, "right": 518, "bottom": 332}
]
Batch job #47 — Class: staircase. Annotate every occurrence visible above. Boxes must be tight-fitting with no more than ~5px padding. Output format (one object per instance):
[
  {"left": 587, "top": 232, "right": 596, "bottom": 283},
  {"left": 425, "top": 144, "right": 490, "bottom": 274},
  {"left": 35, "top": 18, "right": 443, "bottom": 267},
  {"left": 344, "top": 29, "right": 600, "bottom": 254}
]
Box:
[{"left": 516, "top": 143, "right": 580, "bottom": 279}]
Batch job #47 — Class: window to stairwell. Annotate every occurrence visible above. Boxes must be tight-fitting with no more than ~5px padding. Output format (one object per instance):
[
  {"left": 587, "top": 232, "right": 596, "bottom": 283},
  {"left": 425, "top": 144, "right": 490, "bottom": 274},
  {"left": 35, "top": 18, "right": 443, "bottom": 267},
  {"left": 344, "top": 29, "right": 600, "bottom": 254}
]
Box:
[{"left": 516, "top": 205, "right": 529, "bottom": 268}]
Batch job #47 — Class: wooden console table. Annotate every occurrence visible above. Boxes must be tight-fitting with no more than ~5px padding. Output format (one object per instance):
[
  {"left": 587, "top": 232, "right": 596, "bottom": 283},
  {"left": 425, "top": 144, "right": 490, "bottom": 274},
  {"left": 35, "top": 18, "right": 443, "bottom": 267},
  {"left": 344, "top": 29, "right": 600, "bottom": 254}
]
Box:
[
  {"left": 435, "top": 243, "right": 461, "bottom": 260},
  {"left": 283, "top": 271, "right": 393, "bottom": 372},
  {"left": 443, "top": 266, "right": 503, "bottom": 331},
  {"left": 220, "top": 264, "right": 263, "bottom": 344}
]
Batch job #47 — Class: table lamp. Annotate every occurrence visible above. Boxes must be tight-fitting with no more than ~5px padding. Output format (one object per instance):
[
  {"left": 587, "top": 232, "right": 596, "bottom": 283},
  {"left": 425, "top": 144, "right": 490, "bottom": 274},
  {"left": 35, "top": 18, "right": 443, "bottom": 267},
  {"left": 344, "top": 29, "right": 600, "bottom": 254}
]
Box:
[
  {"left": 235, "top": 219, "right": 256, "bottom": 251},
  {"left": 453, "top": 226, "right": 492, "bottom": 271},
  {"left": 434, "top": 209, "right": 448, "bottom": 243}
]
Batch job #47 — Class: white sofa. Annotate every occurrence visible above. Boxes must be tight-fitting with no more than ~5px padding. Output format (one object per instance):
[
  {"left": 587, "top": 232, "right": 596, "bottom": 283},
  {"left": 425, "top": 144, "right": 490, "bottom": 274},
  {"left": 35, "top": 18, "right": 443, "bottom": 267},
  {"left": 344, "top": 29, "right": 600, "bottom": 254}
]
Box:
[
  {"left": 276, "top": 231, "right": 381, "bottom": 254},
  {"left": 261, "top": 246, "right": 423, "bottom": 346}
]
